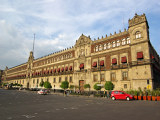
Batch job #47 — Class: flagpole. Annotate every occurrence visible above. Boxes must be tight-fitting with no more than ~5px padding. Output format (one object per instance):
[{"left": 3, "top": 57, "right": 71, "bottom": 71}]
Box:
[{"left": 33, "top": 33, "right": 35, "bottom": 56}]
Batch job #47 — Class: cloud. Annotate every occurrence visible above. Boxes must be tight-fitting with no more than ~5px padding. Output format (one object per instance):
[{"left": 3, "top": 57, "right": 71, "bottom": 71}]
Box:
[{"left": 0, "top": 0, "right": 160, "bottom": 69}]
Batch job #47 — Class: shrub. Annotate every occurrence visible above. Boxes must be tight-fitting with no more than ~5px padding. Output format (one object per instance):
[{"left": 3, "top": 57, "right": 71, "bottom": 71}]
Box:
[
  {"left": 156, "top": 90, "right": 160, "bottom": 96},
  {"left": 60, "top": 81, "right": 69, "bottom": 90},
  {"left": 104, "top": 81, "right": 114, "bottom": 90},
  {"left": 43, "top": 81, "right": 52, "bottom": 89},
  {"left": 94, "top": 83, "right": 101, "bottom": 91},
  {"left": 133, "top": 90, "right": 138, "bottom": 96},
  {"left": 84, "top": 84, "right": 90, "bottom": 89},
  {"left": 69, "top": 85, "right": 75, "bottom": 89}
]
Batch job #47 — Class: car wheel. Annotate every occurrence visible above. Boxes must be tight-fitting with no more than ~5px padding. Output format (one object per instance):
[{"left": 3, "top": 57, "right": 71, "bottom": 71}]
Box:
[
  {"left": 112, "top": 96, "right": 115, "bottom": 100},
  {"left": 126, "top": 97, "right": 130, "bottom": 101}
]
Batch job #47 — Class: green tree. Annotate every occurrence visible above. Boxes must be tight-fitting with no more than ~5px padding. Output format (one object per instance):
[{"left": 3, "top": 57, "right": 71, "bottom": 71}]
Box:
[
  {"left": 94, "top": 83, "right": 101, "bottom": 91},
  {"left": 104, "top": 81, "right": 114, "bottom": 90},
  {"left": 84, "top": 84, "right": 90, "bottom": 92},
  {"left": 60, "top": 81, "right": 69, "bottom": 90},
  {"left": 69, "top": 85, "right": 75, "bottom": 89},
  {"left": 60, "top": 81, "right": 69, "bottom": 95},
  {"left": 43, "top": 81, "right": 52, "bottom": 89}
]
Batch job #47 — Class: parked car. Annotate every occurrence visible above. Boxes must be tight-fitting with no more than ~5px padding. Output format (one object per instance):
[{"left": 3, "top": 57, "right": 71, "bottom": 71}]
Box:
[
  {"left": 111, "top": 90, "right": 133, "bottom": 101},
  {"left": 37, "top": 89, "right": 48, "bottom": 95}
]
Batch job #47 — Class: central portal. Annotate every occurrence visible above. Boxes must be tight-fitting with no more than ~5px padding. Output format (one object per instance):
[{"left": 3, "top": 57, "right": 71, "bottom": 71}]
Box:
[{"left": 79, "top": 80, "right": 84, "bottom": 92}]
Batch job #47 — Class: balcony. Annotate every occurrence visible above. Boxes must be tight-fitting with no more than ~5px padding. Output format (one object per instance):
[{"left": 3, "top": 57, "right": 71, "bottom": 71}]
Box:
[
  {"left": 111, "top": 59, "right": 154, "bottom": 70},
  {"left": 91, "top": 66, "right": 106, "bottom": 72}
]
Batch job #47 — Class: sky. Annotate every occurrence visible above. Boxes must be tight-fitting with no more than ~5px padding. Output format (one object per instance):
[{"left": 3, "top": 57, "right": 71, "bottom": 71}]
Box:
[{"left": 0, "top": 0, "right": 160, "bottom": 70}]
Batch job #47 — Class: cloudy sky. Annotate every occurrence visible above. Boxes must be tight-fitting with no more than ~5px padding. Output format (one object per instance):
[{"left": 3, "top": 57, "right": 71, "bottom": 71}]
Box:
[{"left": 0, "top": 0, "right": 160, "bottom": 69}]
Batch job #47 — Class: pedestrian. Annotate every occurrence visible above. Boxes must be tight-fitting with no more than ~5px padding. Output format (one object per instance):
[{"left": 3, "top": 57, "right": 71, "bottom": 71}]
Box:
[{"left": 103, "top": 90, "right": 106, "bottom": 97}]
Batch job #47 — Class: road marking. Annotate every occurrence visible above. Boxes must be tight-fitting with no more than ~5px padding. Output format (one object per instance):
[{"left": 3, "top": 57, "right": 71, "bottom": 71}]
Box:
[
  {"left": 71, "top": 107, "right": 78, "bottom": 110},
  {"left": 56, "top": 109, "right": 60, "bottom": 110},
  {"left": 45, "top": 111, "right": 50, "bottom": 112},
  {"left": 22, "top": 115, "right": 36, "bottom": 119},
  {"left": 7, "top": 117, "right": 12, "bottom": 119}
]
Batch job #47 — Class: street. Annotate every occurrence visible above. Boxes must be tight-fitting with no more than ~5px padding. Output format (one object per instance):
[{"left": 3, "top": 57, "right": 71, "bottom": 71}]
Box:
[{"left": 0, "top": 89, "right": 160, "bottom": 120}]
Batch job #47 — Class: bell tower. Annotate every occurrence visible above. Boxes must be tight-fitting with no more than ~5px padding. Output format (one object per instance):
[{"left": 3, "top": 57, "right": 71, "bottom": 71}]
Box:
[{"left": 128, "top": 13, "right": 150, "bottom": 61}]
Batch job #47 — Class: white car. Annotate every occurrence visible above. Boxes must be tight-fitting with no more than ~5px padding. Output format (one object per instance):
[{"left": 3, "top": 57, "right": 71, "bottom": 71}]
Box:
[{"left": 37, "top": 89, "right": 47, "bottom": 95}]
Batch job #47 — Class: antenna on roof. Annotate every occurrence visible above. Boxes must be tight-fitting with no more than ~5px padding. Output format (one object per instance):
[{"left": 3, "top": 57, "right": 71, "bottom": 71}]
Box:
[{"left": 33, "top": 33, "right": 35, "bottom": 56}]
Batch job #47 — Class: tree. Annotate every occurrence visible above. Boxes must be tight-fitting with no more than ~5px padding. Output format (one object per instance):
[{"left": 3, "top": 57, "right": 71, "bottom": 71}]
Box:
[
  {"left": 39, "top": 81, "right": 44, "bottom": 87},
  {"left": 60, "top": 81, "right": 69, "bottom": 95},
  {"left": 94, "top": 83, "right": 101, "bottom": 91},
  {"left": 69, "top": 85, "right": 75, "bottom": 89},
  {"left": 84, "top": 84, "right": 90, "bottom": 92},
  {"left": 60, "top": 81, "right": 69, "bottom": 90},
  {"left": 43, "top": 81, "right": 52, "bottom": 89},
  {"left": 104, "top": 81, "right": 114, "bottom": 90}
]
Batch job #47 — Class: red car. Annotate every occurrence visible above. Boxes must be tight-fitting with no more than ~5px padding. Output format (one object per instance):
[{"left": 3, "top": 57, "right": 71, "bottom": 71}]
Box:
[{"left": 110, "top": 90, "right": 133, "bottom": 101}]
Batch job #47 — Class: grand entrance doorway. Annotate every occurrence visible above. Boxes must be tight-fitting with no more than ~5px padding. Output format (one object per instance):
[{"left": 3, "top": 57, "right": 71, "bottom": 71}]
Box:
[
  {"left": 79, "top": 80, "right": 84, "bottom": 92},
  {"left": 27, "top": 82, "right": 29, "bottom": 88}
]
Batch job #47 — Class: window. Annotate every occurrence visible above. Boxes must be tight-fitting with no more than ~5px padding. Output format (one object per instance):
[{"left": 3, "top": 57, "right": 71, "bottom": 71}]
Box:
[
  {"left": 122, "top": 39, "right": 126, "bottom": 45},
  {"left": 121, "top": 56, "right": 127, "bottom": 63},
  {"left": 124, "top": 84, "right": 127, "bottom": 89},
  {"left": 33, "top": 79, "right": 35, "bottom": 84},
  {"left": 95, "top": 45, "right": 98, "bottom": 52},
  {"left": 37, "top": 79, "right": 39, "bottom": 84},
  {"left": 100, "top": 74, "right": 105, "bottom": 82},
  {"left": 108, "top": 43, "right": 111, "bottom": 49},
  {"left": 114, "top": 91, "right": 119, "bottom": 94},
  {"left": 112, "top": 58, "right": 117, "bottom": 65},
  {"left": 100, "top": 60, "right": 104, "bottom": 66},
  {"left": 104, "top": 44, "right": 107, "bottom": 50},
  {"left": 137, "top": 52, "right": 143, "bottom": 60},
  {"left": 53, "top": 78, "right": 56, "bottom": 83},
  {"left": 65, "top": 76, "right": 68, "bottom": 81},
  {"left": 59, "top": 77, "right": 61, "bottom": 83},
  {"left": 93, "top": 74, "right": 98, "bottom": 82},
  {"left": 92, "top": 62, "right": 97, "bottom": 67},
  {"left": 117, "top": 40, "right": 120, "bottom": 46},
  {"left": 127, "top": 37, "right": 130, "bottom": 44},
  {"left": 99, "top": 44, "right": 102, "bottom": 51},
  {"left": 69, "top": 76, "right": 72, "bottom": 83},
  {"left": 111, "top": 73, "right": 116, "bottom": 81},
  {"left": 112, "top": 41, "right": 116, "bottom": 47},
  {"left": 122, "top": 72, "right": 128, "bottom": 80},
  {"left": 135, "top": 31, "right": 141, "bottom": 39},
  {"left": 79, "top": 63, "right": 84, "bottom": 70}
]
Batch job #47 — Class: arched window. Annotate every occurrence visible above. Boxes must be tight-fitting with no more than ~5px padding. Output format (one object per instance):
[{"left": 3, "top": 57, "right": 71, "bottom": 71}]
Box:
[
  {"left": 117, "top": 40, "right": 120, "bottom": 46},
  {"left": 112, "top": 41, "right": 116, "bottom": 47},
  {"left": 99, "top": 44, "right": 102, "bottom": 51},
  {"left": 135, "top": 31, "right": 141, "bottom": 39},
  {"left": 122, "top": 38, "right": 126, "bottom": 45},
  {"left": 127, "top": 37, "right": 130, "bottom": 44},
  {"left": 95, "top": 45, "right": 98, "bottom": 52},
  {"left": 104, "top": 44, "right": 107, "bottom": 50}
]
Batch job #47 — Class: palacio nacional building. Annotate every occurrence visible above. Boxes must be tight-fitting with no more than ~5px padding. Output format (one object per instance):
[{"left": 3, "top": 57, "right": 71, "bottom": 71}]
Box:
[{"left": 1, "top": 13, "right": 160, "bottom": 91}]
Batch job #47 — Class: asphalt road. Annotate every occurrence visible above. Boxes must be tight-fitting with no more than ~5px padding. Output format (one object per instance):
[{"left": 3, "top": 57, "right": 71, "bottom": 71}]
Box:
[{"left": 0, "top": 89, "right": 160, "bottom": 120}]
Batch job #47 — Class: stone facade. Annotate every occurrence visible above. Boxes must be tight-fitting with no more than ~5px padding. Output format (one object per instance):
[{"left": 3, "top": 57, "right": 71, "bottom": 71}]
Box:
[{"left": 1, "top": 13, "right": 160, "bottom": 91}]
